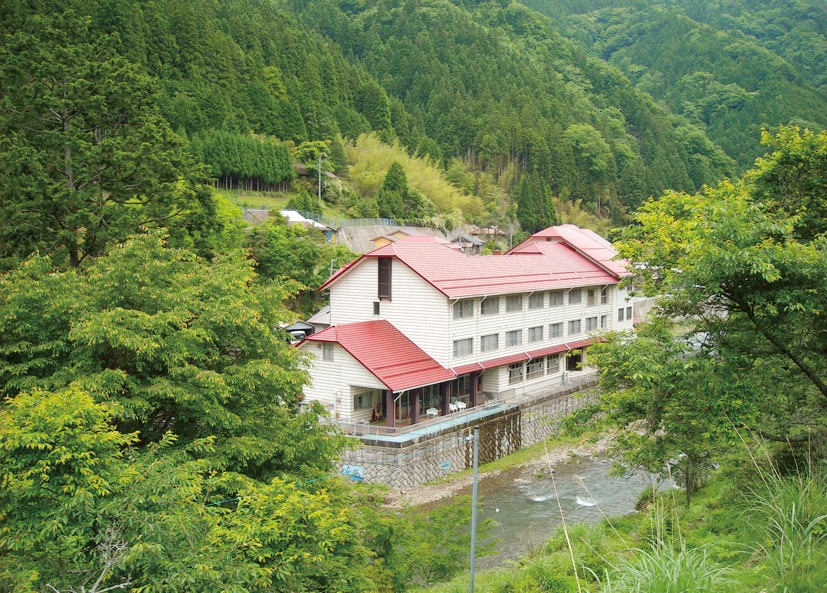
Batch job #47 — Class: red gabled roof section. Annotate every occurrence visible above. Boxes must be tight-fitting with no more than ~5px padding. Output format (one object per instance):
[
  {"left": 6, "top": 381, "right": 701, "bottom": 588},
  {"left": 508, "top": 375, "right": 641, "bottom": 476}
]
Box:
[
  {"left": 451, "top": 338, "right": 594, "bottom": 375},
  {"left": 319, "top": 226, "right": 626, "bottom": 298},
  {"left": 509, "top": 224, "right": 629, "bottom": 278},
  {"left": 304, "top": 320, "right": 455, "bottom": 392}
]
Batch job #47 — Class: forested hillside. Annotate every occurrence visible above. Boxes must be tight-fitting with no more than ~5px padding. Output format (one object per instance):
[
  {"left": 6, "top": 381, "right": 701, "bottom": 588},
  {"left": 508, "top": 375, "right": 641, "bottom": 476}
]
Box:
[
  {"left": 523, "top": 0, "right": 827, "bottom": 168},
  {"left": 289, "top": 0, "right": 734, "bottom": 218},
  {"left": 4, "top": 0, "right": 742, "bottom": 235}
]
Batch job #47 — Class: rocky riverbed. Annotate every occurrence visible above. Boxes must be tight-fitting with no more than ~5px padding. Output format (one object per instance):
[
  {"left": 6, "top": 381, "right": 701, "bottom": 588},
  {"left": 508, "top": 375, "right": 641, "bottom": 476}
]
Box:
[{"left": 384, "top": 435, "right": 615, "bottom": 509}]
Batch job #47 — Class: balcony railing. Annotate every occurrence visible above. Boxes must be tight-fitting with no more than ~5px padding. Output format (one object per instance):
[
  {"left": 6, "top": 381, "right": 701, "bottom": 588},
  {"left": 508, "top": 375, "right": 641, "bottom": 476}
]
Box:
[{"left": 331, "top": 370, "right": 598, "bottom": 439}]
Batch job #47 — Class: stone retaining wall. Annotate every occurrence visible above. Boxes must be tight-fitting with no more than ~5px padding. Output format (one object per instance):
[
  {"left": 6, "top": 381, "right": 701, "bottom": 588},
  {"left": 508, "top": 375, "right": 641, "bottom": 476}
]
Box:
[{"left": 340, "top": 386, "right": 596, "bottom": 490}]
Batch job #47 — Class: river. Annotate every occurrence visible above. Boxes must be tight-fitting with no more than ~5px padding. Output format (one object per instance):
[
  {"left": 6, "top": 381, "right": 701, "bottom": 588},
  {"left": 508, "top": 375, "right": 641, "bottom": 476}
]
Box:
[{"left": 427, "top": 455, "right": 661, "bottom": 568}]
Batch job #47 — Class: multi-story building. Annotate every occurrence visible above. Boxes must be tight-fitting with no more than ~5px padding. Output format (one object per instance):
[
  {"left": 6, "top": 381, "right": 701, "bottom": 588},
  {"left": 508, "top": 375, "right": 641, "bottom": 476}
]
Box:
[{"left": 297, "top": 224, "right": 634, "bottom": 427}]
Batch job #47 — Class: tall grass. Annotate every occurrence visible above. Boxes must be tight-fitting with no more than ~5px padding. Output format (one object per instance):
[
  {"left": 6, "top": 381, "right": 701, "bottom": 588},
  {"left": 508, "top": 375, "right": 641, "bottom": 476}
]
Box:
[
  {"left": 743, "top": 468, "right": 827, "bottom": 592},
  {"left": 599, "top": 543, "right": 731, "bottom": 593}
]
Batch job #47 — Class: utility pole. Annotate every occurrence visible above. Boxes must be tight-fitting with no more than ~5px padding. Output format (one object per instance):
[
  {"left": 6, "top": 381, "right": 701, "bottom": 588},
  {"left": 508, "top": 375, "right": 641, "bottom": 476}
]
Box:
[
  {"left": 469, "top": 425, "right": 480, "bottom": 593},
  {"left": 318, "top": 154, "right": 322, "bottom": 211}
]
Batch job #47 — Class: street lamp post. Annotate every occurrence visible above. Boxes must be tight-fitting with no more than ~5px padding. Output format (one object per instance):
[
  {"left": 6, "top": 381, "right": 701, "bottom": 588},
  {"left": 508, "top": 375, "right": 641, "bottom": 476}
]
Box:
[{"left": 469, "top": 425, "right": 480, "bottom": 593}]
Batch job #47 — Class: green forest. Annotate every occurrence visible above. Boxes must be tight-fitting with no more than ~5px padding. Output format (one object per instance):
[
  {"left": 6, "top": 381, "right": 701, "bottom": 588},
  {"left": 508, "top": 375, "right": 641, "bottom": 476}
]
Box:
[{"left": 1, "top": 0, "right": 826, "bottom": 591}]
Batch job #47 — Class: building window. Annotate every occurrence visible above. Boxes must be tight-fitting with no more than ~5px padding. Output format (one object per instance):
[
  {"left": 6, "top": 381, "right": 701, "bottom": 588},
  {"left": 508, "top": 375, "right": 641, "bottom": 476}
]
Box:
[
  {"left": 626, "top": 306, "right": 633, "bottom": 321},
  {"left": 453, "top": 338, "right": 473, "bottom": 357},
  {"left": 481, "top": 296, "right": 499, "bottom": 316},
  {"left": 528, "top": 292, "right": 545, "bottom": 309},
  {"left": 373, "top": 301, "right": 380, "bottom": 315},
  {"left": 506, "top": 294, "right": 523, "bottom": 312},
  {"left": 587, "top": 288, "right": 596, "bottom": 306},
  {"left": 549, "top": 322, "right": 563, "bottom": 338},
  {"left": 506, "top": 330, "right": 523, "bottom": 347},
  {"left": 600, "top": 315, "right": 607, "bottom": 328},
  {"left": 549, "top": 291, "right": 563, "bottom": 307},
  {"left": 481, "top": 333, "right": 499, "bottom": 352},
  {"left": 569, "top": 319, "right": 581, "bottom": 335},
  {"left": 586, "top": 316, "right": 598, "bottom": 331},
  {"left": 354, "top": 391, "right": 374, "bottom": 410},
  {"left": 601, "top": 287, "right": 608, "bottom": 304},
  {"left": 454, "top": 299, "right": 474, "bottom": 320},
  {"left": 378, "top": 258, "right": 392, "bottom": 300},
  {"left": 569, "top": 289, "right": 582, "bottom": 305},
  {"left": 547, "top": 355, "right": 560, "bottom": 374},
  {"left": 508, "top": 362, "right": 524, "bottom": 384},
  {"left": 528, "top": 326, "right": 543, "bottom": 343},
  {"left": 618, "top": 308, "right": 625, "bottom": 322},
  {"left": 455, "top": 375, "right": 471, "bottom": 396},
  {"left": 323, "top": 343, "right": 334, "bottom": 361},
  {"left": 527, "top": 358, "right": 544, "bottom": 379}
]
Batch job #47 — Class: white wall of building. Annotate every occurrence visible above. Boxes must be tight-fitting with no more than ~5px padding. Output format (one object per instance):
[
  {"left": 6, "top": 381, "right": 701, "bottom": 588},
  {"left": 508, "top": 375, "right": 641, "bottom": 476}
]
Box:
[
  {"left": 329, "top": 258, "right": 452, "bottom": 364},
  {"left": 298, "top": 342, "right": 386, "bottom": 422}
]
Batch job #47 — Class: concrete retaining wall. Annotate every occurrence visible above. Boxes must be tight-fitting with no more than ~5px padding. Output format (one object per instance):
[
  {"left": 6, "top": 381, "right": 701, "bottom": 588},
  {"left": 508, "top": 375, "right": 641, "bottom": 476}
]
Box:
[{"left": 340, "top": 387, "right": 596, "bottom": 491}]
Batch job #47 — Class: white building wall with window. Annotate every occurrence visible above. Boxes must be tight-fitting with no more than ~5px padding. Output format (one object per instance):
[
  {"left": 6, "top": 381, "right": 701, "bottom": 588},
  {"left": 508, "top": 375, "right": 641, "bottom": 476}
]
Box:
[
  {"left": 299, "top": 343, "right": 386, "bottom": 422},
  {"left": 329, "top": 258, "right": 452, "bottom": 364}
]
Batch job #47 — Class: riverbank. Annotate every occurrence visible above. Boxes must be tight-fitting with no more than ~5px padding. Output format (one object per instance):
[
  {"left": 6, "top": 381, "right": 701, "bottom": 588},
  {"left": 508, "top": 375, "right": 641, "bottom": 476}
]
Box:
[{"left": 384, "top": 433, "right": 615, "bottom": 509}]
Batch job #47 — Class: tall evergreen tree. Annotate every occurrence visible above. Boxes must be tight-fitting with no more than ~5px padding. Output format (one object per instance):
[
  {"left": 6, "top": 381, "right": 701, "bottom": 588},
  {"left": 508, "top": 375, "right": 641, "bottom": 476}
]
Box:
[{"left": 0, "top": 12, "right": 217, "bottom": 270}]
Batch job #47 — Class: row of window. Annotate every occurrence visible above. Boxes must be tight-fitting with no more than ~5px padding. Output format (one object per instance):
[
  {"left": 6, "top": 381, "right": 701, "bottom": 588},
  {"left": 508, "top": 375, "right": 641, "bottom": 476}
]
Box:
[
  {"left": 453, "top": 316, "right": 608, "bottom": 357},
  {"left": 508, "top": 355, "right": 561, "bottom": 384},
  {"left": 454, "top": 288, "right": 609, "bottom": 320}
]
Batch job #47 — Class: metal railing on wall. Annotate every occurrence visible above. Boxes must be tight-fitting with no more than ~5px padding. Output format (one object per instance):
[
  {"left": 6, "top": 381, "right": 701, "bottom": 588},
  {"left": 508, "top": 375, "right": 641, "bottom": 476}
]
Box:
[{"left": 331, "top": 370, "right": 598, "bottom": 439}]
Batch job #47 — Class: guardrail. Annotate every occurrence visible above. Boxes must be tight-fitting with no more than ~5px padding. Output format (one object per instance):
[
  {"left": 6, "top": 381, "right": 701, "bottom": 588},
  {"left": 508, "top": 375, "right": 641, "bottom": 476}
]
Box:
[{"left": 332, "top": 396, "right": 508, "bottom": 438}]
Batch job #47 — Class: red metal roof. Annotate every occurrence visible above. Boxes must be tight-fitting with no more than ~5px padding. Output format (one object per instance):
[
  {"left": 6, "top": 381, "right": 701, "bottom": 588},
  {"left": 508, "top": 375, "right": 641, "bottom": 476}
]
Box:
[
  {"left": 451, "top": 338, "right": 594, "bottom": 375},
  {"left": 509, "top": 224, "right": 629, "bottom": 278},
  {"left": 303, "top": 320, "right": 455, "bottom": 392},
  {"left": 322, "top": 233, "right": 619, "bottom": 298}
]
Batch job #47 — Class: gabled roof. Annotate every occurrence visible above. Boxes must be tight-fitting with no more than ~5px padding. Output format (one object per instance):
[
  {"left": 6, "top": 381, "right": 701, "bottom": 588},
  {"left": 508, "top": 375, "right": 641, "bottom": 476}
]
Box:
[
  {"left": 302, "top": 320, "right": 455, "bottom": 392},
  {"left": 321, "top": 230, "right": 619, "bottom": 297},
  {"left": 509, "top": 224, "right": 628, "bottom": 278}
]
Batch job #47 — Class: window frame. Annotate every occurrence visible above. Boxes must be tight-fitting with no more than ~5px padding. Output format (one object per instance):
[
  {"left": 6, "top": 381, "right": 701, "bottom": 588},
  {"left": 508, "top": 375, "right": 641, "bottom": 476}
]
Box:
[
  {"left": 549, "top": 291, "right": 564, "bottom": 307},
  {"left": 526, "top": 358, "right": 545, "bottom": 379},
  {"left": 480, "top": 296, "right": 500, "bottom": 316},
  {"left": 568, "top": 319, "right": 581, "bottom": 335},
  {"left": 549, "top": 322, "right": 563, "bottom": 338},
  {"left": 506, "top": 329, "right": 523, "bottom": 347},
  {"left": 528, "top": 325, "right": 544, "bottom": 343},
  {"left": 480, "top": 333, "right": 499, "bottom": 353},
  {"left": 528, "top": 292, "right": 545, "bottom": 310},
  {"left": 378, "top": 258, "right": 392, "bottom": 301},
  {"left": 453, "top": 338, "right": 473, "bottom": 357},
  {"left": 508, "top": 362, "right": 524, "bottom": 385},
  {"left": 453, "top": 299, "right": 474, "bottom": 320},
  {"left": 505, "top": 294, "right": 523, "bottom": 313}
]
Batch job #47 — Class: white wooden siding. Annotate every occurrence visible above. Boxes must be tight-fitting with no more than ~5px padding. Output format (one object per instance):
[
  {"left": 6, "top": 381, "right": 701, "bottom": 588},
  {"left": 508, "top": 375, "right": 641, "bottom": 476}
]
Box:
[
  {"left": 298, "top": 342, "right": 386, "bottom": 422},
  {"left": 329, "top": 258, "right": 452, "bottom": 364},
  {"left": 447, "top": 283, "right": 621, "bottom": 370}
]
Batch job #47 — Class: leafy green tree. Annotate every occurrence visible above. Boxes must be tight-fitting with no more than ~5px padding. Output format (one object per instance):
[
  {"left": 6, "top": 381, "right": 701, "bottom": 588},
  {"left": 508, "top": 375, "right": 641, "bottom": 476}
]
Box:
[
  {"left": 245, "top": 219, "right": 358, "bottom": 316},
  {"left": 0, "top": 12, "right": 217, "bottom": 270},
  {"left": 0, "top": 233, "right": 349, "bottom": 479},
  {"left": 0, "top": 387, "right": 384, "bottom": 593},
  {"left": 611, "top": 127, "right": 827, "bottom": 454},
  {"left": 0, "top": 386, "right": 136, "bottom": 592},
  {"left": 516, "top": 175, "right": 557, "bottom": 234},
  {"left": 589, "top": 321, "right": 755, "bottom": 505},
  {"left": 384, "top": 496, "right": 495, "bottom": 590},
  {"left": 286, "top": 188, "right": 323, "bottom": 215}
]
